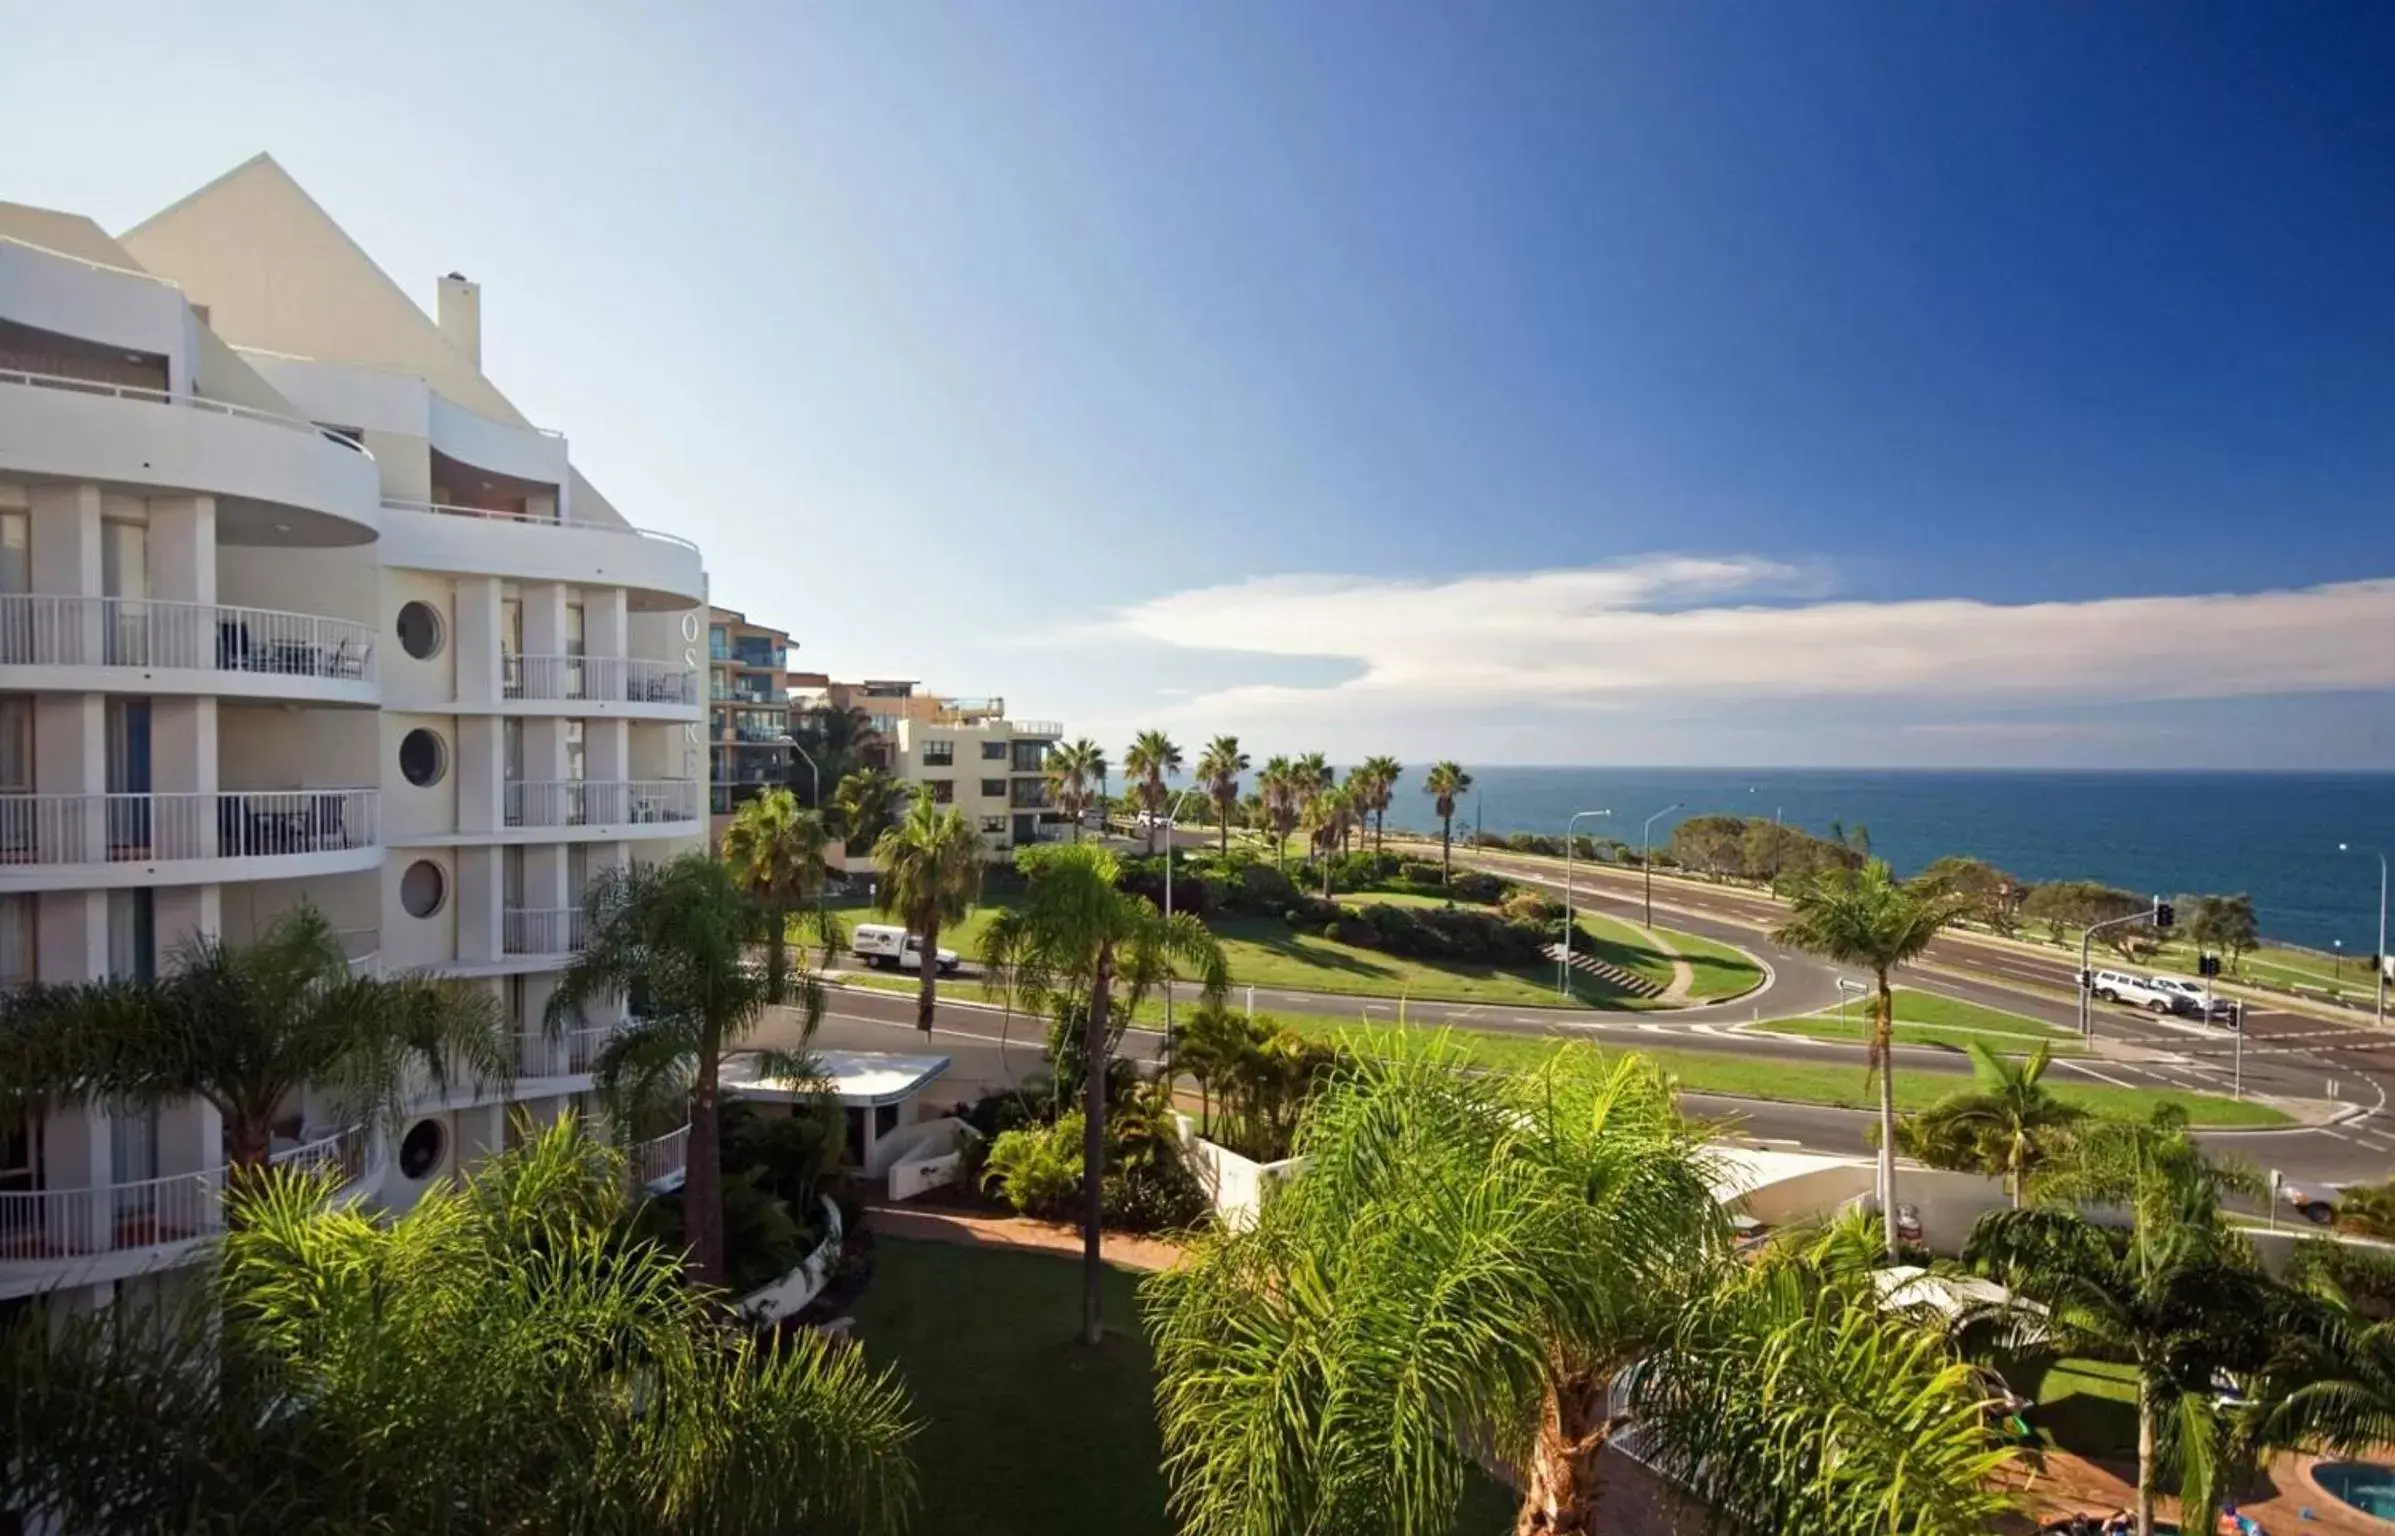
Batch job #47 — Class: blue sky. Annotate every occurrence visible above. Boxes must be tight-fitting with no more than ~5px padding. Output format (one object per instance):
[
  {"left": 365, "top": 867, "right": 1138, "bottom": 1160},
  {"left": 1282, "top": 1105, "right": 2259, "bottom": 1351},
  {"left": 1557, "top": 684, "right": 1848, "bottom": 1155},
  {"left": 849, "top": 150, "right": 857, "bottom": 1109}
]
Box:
[{"left": 7, "top": 2, "right": 2393, "bottom": 767}]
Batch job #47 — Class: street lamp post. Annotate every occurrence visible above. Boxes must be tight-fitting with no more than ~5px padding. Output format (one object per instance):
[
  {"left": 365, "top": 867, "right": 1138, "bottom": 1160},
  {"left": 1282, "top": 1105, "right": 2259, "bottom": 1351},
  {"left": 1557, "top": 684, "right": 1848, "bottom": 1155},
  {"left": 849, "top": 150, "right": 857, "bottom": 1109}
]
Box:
[
  {"left": 1161, "top": 786, "right": 1206, "bottom": 1050},
  {"left": 1640, "top": 803, "right": 1684, "bottom": 929},
  {"left": 783, "top": 738, "right": 829, "bottom": 973},
  {"left": 2341, "top": 843, "right": 2389, "bottom": 1027},
  {"left": 1558, "top": 809, "right": 1613, "bottom": 997}
]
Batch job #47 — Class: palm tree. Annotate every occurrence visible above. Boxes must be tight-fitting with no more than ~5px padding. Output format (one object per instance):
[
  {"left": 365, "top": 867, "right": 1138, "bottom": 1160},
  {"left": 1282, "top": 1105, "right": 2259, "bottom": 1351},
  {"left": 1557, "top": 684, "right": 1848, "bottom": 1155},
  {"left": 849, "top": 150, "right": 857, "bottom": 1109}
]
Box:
[
  {"left": 872, "top": 795, "right": 983, "bottom": 1035},
  {"left": 1149, "top": 1037, "right": 2019, "bottom": 1535},
  {"left": 1422, "top": 760, "right": 1473, "bottom": 893},
  {"left": 1968, "top": 1169, "right": 2276, "bottom": 1536},
  {"left": 1257, "top": 756, "right": 1299, "bottom": 869},
  {"left": 1303, "top": 785, "right": 1356, "bottom": 896},
  {"left": 1122, "top": 730, "right": 1182, "bottom": 853},
  {"left": 1897, "top": 1040, "right": 2089, "bottom": 1206},
  {"left": 721, "top": 786, "right": 836, "bottom": 986},
  {"left": 1193, "top": 735, "right": 1249, "bottom": 859},
  {"left": 1290, "top": 752, "right": 1331, "bottom": 865},
  {"left": 1354, "top": 754, "right": 1402, "bottom": 851},
  {"left": 1773, "top": 859, "right": 1975, "bottom": 1255},
  {"left": 549, "top": 854, "right": 822, "bottom": 1291},
  {"left": 1042, "top": 737, "right": 1107, "bottom": 842},
  {"left": 788, "top": 702, "right": 885, "bottom": 803},
  {"left": 1, "top": 1118, "right": 918, "bottom": 1534},
  {"left": 0, "top": 903, "right": 508, "bottom": 1172},
  {"left": 982, "top": 842, "right": 1226, "bottom": 1345},
  {"left": 2248, "top": 1268, "right": 2395, "bottom": 1475},
  {"left": 828, "top": 766, "right": 909, "bottom": 858}
]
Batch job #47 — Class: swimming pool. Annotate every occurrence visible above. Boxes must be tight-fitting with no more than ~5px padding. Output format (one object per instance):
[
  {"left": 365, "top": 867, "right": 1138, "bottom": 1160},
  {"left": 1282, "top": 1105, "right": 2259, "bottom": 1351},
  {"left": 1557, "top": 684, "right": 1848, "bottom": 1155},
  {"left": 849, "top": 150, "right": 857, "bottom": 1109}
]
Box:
[{"left": 2315, "top": 1461, "right": 2395, "bottom": 1521}]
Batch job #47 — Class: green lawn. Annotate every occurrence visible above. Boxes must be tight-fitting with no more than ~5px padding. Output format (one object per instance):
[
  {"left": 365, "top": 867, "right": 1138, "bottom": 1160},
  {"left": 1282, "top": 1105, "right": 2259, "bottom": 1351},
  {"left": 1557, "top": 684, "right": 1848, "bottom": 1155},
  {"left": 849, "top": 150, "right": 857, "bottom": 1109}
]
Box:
[
  {"left": 1655, "top": 925, "right": 1768, "bottom": 1001},
  {"left": 848, "top": 1237, "right": 1518, "bottom": 1536},
  {"left": 2020, "top": 1356, "right": 2139, "bottom": 1458},
  {"left": 1296, "top": 1021, "right": 2289, "bottom": 1128},
  {"left": 1750, "top": 988, "right": 2081, "bottom": 1053}
]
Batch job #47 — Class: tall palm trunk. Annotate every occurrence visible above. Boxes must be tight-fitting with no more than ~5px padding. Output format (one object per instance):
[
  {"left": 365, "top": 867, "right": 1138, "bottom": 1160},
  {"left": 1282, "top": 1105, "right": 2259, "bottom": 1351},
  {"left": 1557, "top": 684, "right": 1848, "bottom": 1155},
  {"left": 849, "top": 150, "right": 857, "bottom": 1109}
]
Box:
[
  {"left": 687, "top": 1040, "right": 727, "bottom": 1290},
  {"left": 1440, "top": 813, "right": 1454, "bottom": 890},
  {"left": 1218, "top": 807, "right": 1229, "bottom": 860},
  {"left": 915, "top": 917, "right": 940, "bottom": 1034},
  {"left": 1514, "top": 1374, "right": 1610, "bottom": 1535},
  {"left": 1081, "top": 941, "right": 1115, "bottom": 1347},
  {"left": 228, "top": 1115, "right": 274, "bottom": 1174},
  {"left": 765, "top": 901, "right": 791, "bottom": 1003},
  {"left": 1874, "top": 975, "right": 1899, "bottom": 1257},
  {"left": 2135, "top": 1376, "right": 2157, "bottom": 1536}
]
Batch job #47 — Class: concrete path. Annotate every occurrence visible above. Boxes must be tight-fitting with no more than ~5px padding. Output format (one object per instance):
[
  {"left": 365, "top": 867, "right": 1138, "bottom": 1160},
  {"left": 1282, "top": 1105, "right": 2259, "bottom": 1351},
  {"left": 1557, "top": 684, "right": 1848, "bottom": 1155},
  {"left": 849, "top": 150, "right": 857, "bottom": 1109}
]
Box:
[
  {"left": 867, "top": 1202, "right": 1185, "bottom": 1272},
  {"left": 1636, "top": 922, "right": 1698, "bottom": 1004}
]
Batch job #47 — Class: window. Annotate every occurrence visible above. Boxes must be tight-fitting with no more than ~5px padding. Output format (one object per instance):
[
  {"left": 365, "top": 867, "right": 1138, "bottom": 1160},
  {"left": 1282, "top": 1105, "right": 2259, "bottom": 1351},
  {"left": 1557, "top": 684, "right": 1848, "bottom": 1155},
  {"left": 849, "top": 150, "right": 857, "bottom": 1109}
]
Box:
[
  {"left": 106, "top": 889, "right": 153, "bottom": 981},
  {"left": 980, "top": 779, "right": 1006, "bottom": 799},
  {"left": 566, "top": 719, "right": 585, "bottom": 783},
  {"left": 874, "top": 1102, "right": 900, "bottom": 1141},
  {"left": 399, "top": 728, "right": 448, "bottom": 787},
  {"left": 507, "top": 973, "right": 527, "bottom": 1029},
  {"left": 920, "top": 740, "right": 954, "bottom": 767},
  {"left": 0, "top": 1108, "right": 31, "bottom": 1191},
  {"left": 708, "top": 626, "right": 729, "bottom": 661},
  {"left": 501, "top": 597, "right": 523, "bottom": 658},
  {"left": 981, "top": 740, "right": 1008, "bottom": 761},
  {"left": 980, "top": 815, "right": 1007, "bottom": 836},
  {"left": 1011, "top": 740, "right": 1046, "bottom": 772},
  {"left": 395, "top": 601, "right": 444, "bottom": 660},
  {"left": 0, "top": 697, "right": 29, "bottom": 791},
  {"left": 400, "top": 860, "right": 447, "bottom": 919},
  {"left": 0, "top": 511, "right": 26, "bottom": 595},
  {"left": 101, "top": 520, "right": 147, "bottom": 600},
  {"left": 398, "top": 1119, "right": 446, "bottom": 1181},
  {"left": 0, "top": 894, "right": 33, "bottom": 986},
  {"left": 927, "top": 779, "right": 954, "bottom": 805}
]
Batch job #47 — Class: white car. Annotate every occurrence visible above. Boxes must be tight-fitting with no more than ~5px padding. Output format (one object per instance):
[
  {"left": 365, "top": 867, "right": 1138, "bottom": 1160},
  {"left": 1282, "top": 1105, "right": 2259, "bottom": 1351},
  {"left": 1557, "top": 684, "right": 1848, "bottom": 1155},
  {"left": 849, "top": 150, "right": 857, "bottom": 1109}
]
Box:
[
  {"left": 2087, "top": 968, "right": 2175, "bottom": 1013},
  {"left": 2147, "top": 974, "right": 2232, "bottom": 1022},
  {"left": 849, "top": 923, "right": 961, "bottom": 974}
]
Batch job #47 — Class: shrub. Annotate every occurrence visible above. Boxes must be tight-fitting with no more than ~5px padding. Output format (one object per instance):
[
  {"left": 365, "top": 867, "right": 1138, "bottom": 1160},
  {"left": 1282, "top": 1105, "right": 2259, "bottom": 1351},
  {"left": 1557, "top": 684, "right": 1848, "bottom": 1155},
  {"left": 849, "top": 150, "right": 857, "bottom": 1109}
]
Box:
[
  {"left": 1327, "top": 849, "right": 1403, "bottom": 889},
  {"left": 1501, "top": 889, "right": 1565, "bottom": 925},
  {"left": 1398, "top": 860, "right": 1444, "bottom": 885},
  {"left": 1449, "top": 870, "right": 1507, "bottom": 905},
  {"left": 981, "top": 1114, "right": 1083, "bottom": 1220},
  {"left": 1234, "top": 861, "right": 1301, "bottom": 913}
]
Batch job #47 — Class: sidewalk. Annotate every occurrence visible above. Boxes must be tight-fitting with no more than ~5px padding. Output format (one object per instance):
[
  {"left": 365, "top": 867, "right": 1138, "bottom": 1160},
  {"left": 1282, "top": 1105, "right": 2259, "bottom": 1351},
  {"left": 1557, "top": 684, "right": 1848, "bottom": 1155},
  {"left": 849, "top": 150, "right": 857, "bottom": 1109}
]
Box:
[{"left": 865, "top": 1201, "right": 1187, "bottom": 1272}]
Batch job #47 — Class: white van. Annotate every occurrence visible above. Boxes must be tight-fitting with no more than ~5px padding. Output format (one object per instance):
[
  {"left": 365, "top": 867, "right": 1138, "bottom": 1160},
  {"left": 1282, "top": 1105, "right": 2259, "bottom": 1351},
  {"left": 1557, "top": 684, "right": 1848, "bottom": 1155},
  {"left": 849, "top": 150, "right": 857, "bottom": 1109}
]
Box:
[
  {"left": 850, "top": 923, "right": 961, "bottom": 975},
  {"left": 2088, "top": 968, "right": 2174, "bottom": 1013}
]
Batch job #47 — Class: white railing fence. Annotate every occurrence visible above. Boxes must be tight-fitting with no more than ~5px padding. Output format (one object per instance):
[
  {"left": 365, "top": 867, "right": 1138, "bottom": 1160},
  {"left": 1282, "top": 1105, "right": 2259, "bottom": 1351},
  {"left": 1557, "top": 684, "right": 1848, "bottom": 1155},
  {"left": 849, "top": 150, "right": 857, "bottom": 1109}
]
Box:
[
  {"left": 520, "top": 1018, "right": 629, "bottom": 1077},
  {"left": 0, "top": 1124, "right": 367, "bottom": 1262},
  {"left": 631, "top": 1124, "right": 691, "bottom": 1189},
  {"left": 0, "top": 595, "right": 375, "bottom": 682},
  {"left": 502, "top": 780, "right": 700, "bottom": 830},
  {"left": 0, "top": 367, "right": 371, "bottom": 456},
  {"left": 0, "top": 789, "right": 378, "bottom": 866},
  {"left": 379, "top": 499, "right": 699, "bottom": 553},
  {"left": 502, "top": 906, "right": 589, "bottom": 956},
  {"left": 502, "top": 654, "right": 698, "bottom": 706}
]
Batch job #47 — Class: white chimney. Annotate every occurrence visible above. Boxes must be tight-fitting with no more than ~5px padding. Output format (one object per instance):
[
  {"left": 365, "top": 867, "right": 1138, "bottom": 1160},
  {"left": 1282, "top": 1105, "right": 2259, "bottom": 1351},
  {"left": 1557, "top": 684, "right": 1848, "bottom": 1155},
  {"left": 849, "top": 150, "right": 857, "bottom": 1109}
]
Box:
[{"left": 437, "top": 272, "right": 481, "bottom": 367}]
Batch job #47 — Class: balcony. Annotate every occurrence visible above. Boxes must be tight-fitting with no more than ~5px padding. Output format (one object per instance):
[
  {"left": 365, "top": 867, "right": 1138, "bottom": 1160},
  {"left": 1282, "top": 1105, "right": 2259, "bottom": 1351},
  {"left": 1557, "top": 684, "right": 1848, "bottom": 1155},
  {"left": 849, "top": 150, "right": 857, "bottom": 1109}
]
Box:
[
  {"left": 519, "top": 1016, "right": 631, "bottom": 1078},
  {"left": 0, "top": 1124, "right": 370, "bottom": 1270},
  {"left": 502, "top": 905, "right": 589, "bottom": 957},
  {"left": 0, "top": 595, "right": 376, "bottom": 701},
  {"left": 1010, "top": 720, "right": 1065, "bottom": 740},
  {"left": 632, "top": 1123, "right": 691, "bottom": 1190},
  {"left": 501, "top": 654, "right": 698, "bottom": 708},
  {"left": 375, "top": 499, "right": 704, "bottom": 610},
  {"left": 501, "top": 779, "right": 701, "bottom": 831},
  {"left": 0, "top": 789, "right": 380, "bottom": 888}
]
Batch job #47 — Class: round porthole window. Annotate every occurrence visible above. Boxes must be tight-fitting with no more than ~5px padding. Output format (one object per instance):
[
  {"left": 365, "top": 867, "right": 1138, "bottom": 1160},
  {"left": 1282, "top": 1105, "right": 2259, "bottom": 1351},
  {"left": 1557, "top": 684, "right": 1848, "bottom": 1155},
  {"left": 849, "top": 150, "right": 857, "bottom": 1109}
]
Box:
[
  {"left": 398, "top": 728, "right": 447, "bottom": 788},
  {"left": 395, "top": 601, "right": 444, "bottom": 661},
  {"left": 399, "top": 859, "right": 446, "bottom": 919},
  {"left": 398, "top": 1119, "right": 445, "bottom": 1181}
]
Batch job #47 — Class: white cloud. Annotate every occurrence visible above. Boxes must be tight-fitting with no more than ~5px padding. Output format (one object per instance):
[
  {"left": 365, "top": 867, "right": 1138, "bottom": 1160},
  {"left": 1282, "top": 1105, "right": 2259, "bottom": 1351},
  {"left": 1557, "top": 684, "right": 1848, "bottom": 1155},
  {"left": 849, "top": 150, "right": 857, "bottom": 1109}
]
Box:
[{"left": 1107, "top": 558, "right": 2395, "bottom": 724}]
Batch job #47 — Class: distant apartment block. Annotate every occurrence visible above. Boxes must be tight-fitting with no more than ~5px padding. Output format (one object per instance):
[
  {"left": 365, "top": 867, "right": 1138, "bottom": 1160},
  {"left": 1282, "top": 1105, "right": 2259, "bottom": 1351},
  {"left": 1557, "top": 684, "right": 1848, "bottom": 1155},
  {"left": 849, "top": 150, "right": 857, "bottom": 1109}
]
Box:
[
  {"left": 788, "top": 677, "right": 1065, "bottom": 860},
  {"left": 707, "top": 605, "right": 794, "bottom": 841}
]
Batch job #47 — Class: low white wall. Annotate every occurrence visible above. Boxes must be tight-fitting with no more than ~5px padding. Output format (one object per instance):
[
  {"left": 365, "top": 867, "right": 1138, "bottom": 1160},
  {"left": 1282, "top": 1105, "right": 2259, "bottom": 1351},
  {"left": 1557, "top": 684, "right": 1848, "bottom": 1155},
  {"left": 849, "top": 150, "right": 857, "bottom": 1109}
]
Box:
[
  {"left": 740, "top": 1196, "right": 844, "bottom": 1325},
  {"left": 891, "top": 1149, "right": 964, "bottom": 1202},
  {"left": 1173, "top": 1114, "right": 1306, "bottom": 1232}
]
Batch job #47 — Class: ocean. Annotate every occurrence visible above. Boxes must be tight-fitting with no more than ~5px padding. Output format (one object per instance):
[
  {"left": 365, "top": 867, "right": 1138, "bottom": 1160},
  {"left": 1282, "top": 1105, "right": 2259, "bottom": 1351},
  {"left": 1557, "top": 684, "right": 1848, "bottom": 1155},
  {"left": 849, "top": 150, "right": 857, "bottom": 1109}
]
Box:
[{"left": 1368, "top": 768, "right": 2395, "bottom": 954}]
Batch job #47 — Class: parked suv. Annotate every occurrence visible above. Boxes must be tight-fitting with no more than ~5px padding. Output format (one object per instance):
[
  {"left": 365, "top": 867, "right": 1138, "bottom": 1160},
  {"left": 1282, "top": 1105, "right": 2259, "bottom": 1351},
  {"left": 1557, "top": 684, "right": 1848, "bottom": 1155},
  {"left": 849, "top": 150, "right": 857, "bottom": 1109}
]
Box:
[
  {"left": 2087, "top": 969, "right": 2175, "bottom": 1013},
  {"left": 2147, "top": 974, "right": 2232, "bottom": 1022}
]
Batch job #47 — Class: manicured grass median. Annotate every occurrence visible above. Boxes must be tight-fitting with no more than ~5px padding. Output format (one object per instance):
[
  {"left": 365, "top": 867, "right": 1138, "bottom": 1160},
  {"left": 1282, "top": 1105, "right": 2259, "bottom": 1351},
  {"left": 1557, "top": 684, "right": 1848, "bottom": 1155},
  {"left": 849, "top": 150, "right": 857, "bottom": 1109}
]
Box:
[
  {"left": 1750, "top": 988, "right": 2081, "bottom": 1053},
  {"left": 1299, "top": 1021, "right": 2288, "bottom": 1128},
  {"left": 849, "top": 1238, "right": 1519, "bottom": 1536},
  {"left": 1658, "top": 925, "right": 1768, "bottom": 1001}
]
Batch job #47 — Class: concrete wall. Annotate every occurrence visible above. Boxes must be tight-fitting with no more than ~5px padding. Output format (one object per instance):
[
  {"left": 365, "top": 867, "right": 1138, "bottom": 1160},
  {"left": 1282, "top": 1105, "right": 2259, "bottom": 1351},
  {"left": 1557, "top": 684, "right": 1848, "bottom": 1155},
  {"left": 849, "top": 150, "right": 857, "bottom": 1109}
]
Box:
[
  {"left": 1174, "top": 1115, "right": 1306, "bottom": 1232},
  {"left": 217, "top": 703, "right": 375, "bottom": 791}
]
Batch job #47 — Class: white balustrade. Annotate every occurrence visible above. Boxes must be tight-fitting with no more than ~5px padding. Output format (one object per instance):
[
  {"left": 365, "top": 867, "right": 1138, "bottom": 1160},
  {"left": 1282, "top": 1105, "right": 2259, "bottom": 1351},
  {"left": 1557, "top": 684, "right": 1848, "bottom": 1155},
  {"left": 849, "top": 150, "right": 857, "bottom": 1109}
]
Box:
[
  {"left": 0, "top": 1125, "right": 366, "bottom": 1263},
  {"left": 0, "top": 367, "right": 371, "bottom": 455},
  {"left": 631, "top": 1124, "right": 691, "bottom": 1189},
  {"left": 501, "top": 654, "right": 697, "bottom": 706},
  {"left": 520, "top": 1018, "right": 629, "bottom": 1077},
  {"left": 501, "top": 779, "right": 700, "bottom": 830},
  {"left": 502, "top": 906, "right": 589, "bottom": 956},
  {"left": 0, "top": 789, "right": 377, "bottom": 866},
  {"left": 0, "top": 595, "right": 375, "bottom": 682},
  {"left": 380, "top": 498, "right": 699, "bottom": 552}
]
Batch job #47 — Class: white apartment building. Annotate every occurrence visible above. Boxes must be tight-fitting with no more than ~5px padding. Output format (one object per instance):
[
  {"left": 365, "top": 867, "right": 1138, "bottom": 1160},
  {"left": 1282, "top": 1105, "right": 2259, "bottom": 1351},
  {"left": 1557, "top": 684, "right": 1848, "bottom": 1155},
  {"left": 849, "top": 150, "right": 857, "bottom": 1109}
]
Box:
[
  {"left": 0, "top": 155, "right": 708, "bottom": 1316},
  {"left": 883, "top": 699, "right": 1066, "bottom": 861}
]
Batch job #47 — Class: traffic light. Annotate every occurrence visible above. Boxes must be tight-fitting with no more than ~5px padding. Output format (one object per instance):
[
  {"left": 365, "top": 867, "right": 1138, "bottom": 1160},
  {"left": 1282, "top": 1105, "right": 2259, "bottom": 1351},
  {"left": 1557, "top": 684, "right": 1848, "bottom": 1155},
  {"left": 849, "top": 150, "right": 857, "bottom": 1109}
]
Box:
[
  {"left": 2077, "top": 969, "right": 2093, "bottom": 991},
  {"left": 2199, "top": 953, "right": 2221, "bottom": 978},
  {"left": 2153, "top": 900, "right": 2175, "bottom": 930}
]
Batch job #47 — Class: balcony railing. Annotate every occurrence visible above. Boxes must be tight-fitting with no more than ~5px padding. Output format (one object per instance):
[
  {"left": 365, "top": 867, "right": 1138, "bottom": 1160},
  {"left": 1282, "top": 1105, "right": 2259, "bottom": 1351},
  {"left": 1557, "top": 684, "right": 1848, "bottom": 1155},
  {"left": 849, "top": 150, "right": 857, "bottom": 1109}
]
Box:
[
  {"left": 0, "top": 367, "right": 372, "bottom": 457},
  {"left": 379, "top": 498, "right": 698, "bottom": 553},
  {"left": 520, "top": 1017, "right": 631, "bottom": 1077},
  {"left": 1010, "top": 720, "right": 1065, "bottom": 739},
  {"left": 0, "top": 1124, "right": 369, "bottom": 1263},
  {"left": 0, "top": 789, "right": 378, "bottom": 866},
  {"left": 338, "top": 927, "right": 381, "bottom": 975},
  {"left": 631, "top": 1124, "right": 691, "bottom": 1189},
  {"left": 501, "top": 653, "right": 697, "bottom": 706},
  {"left": 0, "top": 595, "right": 375, "bottom": 682},
  {"left": 502, "top": 906, "right": 589, "bottom": 956},
  {"left": 501, "top": 779, "right": 701, "bottom": 829}
]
